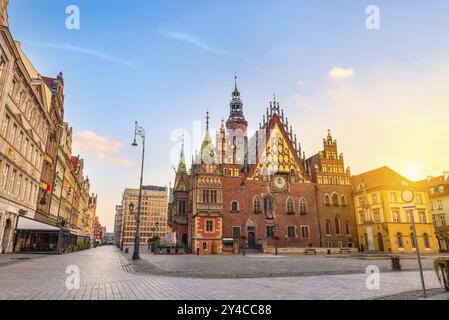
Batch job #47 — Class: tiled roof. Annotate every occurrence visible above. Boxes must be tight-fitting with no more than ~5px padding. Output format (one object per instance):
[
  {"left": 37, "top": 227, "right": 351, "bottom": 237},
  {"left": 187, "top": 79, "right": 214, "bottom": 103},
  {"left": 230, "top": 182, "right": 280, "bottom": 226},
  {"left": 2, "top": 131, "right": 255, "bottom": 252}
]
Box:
[
  {"left": 417, "top": 175, "right": 449, "bottom": 188},
  {"left": 41, "top": 76, "right": 56, "bottom": 88},
  {"left": 352, "top": 166, "right": 415, "bottom": 190}
]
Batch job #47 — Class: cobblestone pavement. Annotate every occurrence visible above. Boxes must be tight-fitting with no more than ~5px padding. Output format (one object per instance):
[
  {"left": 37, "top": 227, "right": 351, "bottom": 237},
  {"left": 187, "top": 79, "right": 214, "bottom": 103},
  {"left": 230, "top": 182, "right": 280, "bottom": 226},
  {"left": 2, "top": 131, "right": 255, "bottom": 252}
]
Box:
[
  {"left": 0, "top": 246, "right": 444, "bottom": 300},
  {"left": 137, "top": 249, "right": 443, "bottom": 278}
]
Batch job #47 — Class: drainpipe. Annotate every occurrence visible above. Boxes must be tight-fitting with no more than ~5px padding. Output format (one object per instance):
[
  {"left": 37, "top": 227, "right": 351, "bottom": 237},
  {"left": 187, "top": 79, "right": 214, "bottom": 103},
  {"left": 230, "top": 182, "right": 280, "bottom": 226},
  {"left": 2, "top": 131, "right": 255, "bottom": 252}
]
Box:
[{"left": 314, "top": 185, "right": 323, "bottom": 248}]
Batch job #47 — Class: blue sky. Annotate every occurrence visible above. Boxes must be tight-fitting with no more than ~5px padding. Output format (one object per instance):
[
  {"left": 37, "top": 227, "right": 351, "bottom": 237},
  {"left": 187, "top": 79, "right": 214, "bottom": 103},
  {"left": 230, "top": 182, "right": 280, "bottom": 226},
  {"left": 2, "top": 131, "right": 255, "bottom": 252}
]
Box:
[{"left": 9, "top": 0, "right": 449, "bottom": 230}]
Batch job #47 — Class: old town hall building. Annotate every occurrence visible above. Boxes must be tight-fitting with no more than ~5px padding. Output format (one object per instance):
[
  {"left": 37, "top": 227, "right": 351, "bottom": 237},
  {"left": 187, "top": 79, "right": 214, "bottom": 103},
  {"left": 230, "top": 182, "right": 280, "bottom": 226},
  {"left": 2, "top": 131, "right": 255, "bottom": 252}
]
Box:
[{"left": 169, "top": 79, "right": 356, "bottom": 254}]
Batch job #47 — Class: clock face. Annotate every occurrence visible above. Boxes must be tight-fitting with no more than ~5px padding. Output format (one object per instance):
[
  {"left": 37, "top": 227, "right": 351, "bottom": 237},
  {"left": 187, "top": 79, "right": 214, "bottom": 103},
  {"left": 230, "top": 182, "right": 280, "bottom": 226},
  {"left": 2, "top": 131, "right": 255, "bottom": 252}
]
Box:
[
  {"left": 401, "top": 190, "right": 414, "bottom": 203},
  {"left": 272, "top": 175, "right": 288, "bottom": 192},
  {"left": 274, "top": 176, "right": 286, "bottom": 189}
]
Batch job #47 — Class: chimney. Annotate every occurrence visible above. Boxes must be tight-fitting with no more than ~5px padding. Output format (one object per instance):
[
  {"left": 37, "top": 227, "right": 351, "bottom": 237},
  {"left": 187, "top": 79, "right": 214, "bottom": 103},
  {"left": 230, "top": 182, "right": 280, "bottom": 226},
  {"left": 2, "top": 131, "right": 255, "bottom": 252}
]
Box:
[
  {"left": 427, "top": 176, "right": 433, "bottom": 182},
  {"left": 444, "top": 171, "right": 449, "bottom": 181}
]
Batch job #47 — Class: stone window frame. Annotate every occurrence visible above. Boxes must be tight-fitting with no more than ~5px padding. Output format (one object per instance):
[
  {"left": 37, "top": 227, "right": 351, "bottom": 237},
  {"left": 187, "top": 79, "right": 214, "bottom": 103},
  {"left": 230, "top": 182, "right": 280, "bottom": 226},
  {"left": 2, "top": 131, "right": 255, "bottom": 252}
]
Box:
[
  {"left": 286, "top": 197, "right": 295, "bottom": 214},
  {"left": 423, "top": 233, "right": 430, "bottom": 248},
  {"left": 205, "top": 220, "right": 214, "bottom": 233},
  {"left": 396, "top": 232, "right": 404, "bottom": 248},
  {"left": 325, "top": 220, "right": 332, "bottom": 236},
  {"left": 331, "top": 192, "right": 339, "bottom": 207},
  {"left": 263, "top": 195, "right": 273, "bottom": 212},
  {"left": 324, "top": 193, "right": 330, "bottom": 206},
  {"left": 253, "top": 196, "right": 262, "bottom": 213},
  {"left": 418, "top": 211, "right": 426, "bottom": 224},
  {"left": 300, "top": 225, "right": 310, "bottom": 239},
  {"left": 230, "top": 200, "right": 239, "bottom": 213},
  {"left": 345, "top": 221, "right": 351, "bottom": 236},
  {"left": 334, "top": 215, "right": 341, "bottom": 235},
  {"left": 286, "top": 225, "right": 297, "bottom": 238},
  {"left": 340, "top": 195, "right": 347, "bottom": 206},
  {"left": 299, "top": 197, "right": 308, "bottom": 215}
]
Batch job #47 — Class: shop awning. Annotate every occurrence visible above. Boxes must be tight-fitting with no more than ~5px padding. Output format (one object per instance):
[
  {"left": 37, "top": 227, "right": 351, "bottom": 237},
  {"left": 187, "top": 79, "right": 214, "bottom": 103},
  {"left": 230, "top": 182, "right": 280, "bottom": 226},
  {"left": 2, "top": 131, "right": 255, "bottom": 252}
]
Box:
[{"left": 16, "top": 216, "right": 60, "bottom": 231}]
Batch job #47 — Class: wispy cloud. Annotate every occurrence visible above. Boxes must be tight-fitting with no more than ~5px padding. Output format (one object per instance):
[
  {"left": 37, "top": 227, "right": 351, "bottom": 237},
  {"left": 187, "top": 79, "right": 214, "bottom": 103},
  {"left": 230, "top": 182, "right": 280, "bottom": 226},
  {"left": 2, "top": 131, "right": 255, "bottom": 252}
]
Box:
[
  {"left": 27, "top": 42, "right": 140, "bottom": 69},
  {"left": 157, "top": 29, "right": 229, "bottom": 55},
  {"left": 329, "top": 67, "right": 354, "bottom": 80},
  {"left": 73, "top": 130, "right": 135, "bottom": 167}
]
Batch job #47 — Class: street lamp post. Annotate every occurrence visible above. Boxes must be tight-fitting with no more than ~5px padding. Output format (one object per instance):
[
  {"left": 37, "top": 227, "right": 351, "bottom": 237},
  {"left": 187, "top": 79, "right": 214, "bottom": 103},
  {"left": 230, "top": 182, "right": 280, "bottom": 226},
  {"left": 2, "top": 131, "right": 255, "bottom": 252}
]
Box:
[
  {"left": 273, "top": 225, "right": 279, "bottom": 256},
  {"left": 241, "top": 225, "right": 247, "bottom": 256},
  {"left": 132, "top": 121, "right": 145, "bottom": 260},
  {"left": 410, "top": 208, "right": 427, "bottom": 298},
  {"left": 126, "top": 202, "right": 135, "bottom": 253}
]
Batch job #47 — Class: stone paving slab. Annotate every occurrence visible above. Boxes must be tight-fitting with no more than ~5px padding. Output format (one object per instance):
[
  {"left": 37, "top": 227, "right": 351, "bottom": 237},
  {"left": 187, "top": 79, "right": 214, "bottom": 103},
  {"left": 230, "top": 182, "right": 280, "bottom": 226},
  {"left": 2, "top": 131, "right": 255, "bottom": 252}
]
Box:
[
  {"left": 0, "top": 246, "right": 445, "bottom": 300},
  {"left": 134, "top": 249, "right": 442, "bottom": 279}
]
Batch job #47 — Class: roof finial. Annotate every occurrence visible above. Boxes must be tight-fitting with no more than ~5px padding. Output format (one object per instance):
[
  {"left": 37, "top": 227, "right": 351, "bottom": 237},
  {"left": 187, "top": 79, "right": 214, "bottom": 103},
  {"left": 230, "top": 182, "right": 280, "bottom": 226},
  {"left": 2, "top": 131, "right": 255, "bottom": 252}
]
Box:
[
  {"left": 234, "top": 71, "right": 238, "bottom": 90},
  {"left": 273, "top": 93, "right": 276, "bottom": 104},
  {"left": 327, "top": 129, "right": 332, "bottom": 138},
  {"left": 206, "top": 111, "right": 210, "bottom": 130}
]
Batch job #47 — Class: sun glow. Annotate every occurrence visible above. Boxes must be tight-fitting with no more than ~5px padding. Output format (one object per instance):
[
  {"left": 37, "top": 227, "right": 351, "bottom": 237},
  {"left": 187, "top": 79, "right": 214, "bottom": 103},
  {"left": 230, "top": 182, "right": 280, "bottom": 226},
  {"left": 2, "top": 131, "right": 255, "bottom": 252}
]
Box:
[{"left": 404, "top": 163, "right": 423, "bottom": 181}]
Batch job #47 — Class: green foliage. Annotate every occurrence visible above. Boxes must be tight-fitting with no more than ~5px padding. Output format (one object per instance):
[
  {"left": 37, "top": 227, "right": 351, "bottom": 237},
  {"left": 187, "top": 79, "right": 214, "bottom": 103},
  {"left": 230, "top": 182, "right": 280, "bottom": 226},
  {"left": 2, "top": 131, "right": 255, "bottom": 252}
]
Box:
[
  {"left": 73, "top": 242, "right": 90, "bottom": 252},
  {"left": 433, "top": 257, "right": 449, "bottom": 287}
]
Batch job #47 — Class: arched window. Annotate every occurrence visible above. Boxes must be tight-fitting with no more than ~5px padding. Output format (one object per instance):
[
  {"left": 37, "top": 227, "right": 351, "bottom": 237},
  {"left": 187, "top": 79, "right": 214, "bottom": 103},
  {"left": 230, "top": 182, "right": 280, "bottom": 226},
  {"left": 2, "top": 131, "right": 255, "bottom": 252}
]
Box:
[
  {"left": 299, "top": 198, "right": 307, "bottom": 215},
  {"left": 231, "top": 201, "right": 239, "bottom": 213},
  {"left": 286, "top": 197, "right": 294, "bottom": 214},
  {"left": 423, "top": 233, "right": 430, "bottom": 248},
  {"left": 396, "top": 233, "right": 404, "bottom": 248},
  {"left": 264, "top": 196, "right": 273, "bottom": 212},
  {"left": 335, "top": 216, "right": 341, "bottom": 235},
  {"left": 253, "top": 196, "right": 261, "bottom": 213},
  {"left": 326, "top": 221, "right": 332, "bottom": 236},
  {"left": 411, "top": 233, "right": 416, "bottom": 248},
  {"left": 332, "top": 193, "right": 339, "bottom": 206},
  {"left": 341, "top": 195, "right": 346, "bottom": 206},
  {"left": 345, "top": 222, "right": 350, "bottom": 235},
  {"left": 324, "top": 194, "right": 330, "bottom": 206}
]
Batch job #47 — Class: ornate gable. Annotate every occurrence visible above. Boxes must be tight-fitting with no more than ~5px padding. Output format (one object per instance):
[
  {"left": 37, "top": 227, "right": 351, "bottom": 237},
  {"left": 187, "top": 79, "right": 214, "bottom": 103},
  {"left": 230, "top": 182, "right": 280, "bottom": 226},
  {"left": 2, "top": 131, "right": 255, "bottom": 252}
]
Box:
[{"left": 250, "top": 99, "right": 309, "bottom": 183}]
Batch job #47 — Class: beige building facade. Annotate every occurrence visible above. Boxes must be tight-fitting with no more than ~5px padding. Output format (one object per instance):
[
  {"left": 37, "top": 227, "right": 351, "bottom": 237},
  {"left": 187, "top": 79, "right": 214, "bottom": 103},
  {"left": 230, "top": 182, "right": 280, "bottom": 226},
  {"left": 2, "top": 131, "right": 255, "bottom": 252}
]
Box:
[
  {"left": 121, "top": 186, "right": 168, "bottom": 247},
  {"left": 114, "top": 204, "right": 123, "bottom": 247},
  {"left": 0, "top": 3, "right": 52, "bottom": 253}
]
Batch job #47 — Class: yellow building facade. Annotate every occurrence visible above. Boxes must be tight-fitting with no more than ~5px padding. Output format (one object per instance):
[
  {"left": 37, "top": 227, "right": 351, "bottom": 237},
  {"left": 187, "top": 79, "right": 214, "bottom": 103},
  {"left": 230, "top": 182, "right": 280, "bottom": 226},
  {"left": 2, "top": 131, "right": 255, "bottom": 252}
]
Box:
[{"left": 352, "top": 167, "right": 438, "bottom": 254}]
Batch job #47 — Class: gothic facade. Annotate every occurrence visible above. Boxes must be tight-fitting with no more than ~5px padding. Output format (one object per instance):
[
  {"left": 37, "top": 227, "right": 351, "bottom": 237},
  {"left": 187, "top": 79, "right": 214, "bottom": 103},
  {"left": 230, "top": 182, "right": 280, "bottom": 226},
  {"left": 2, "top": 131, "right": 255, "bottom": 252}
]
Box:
[{"left": 169, "top": 80, "right": 357, "bottom": 254}]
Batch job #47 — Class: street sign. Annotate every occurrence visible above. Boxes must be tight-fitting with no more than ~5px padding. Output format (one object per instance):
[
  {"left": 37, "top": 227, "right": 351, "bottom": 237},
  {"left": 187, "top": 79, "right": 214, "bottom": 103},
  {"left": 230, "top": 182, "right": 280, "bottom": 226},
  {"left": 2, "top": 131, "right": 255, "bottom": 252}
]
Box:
[{"left": 402, "top": 202, "right": 416, "bottom": 211}]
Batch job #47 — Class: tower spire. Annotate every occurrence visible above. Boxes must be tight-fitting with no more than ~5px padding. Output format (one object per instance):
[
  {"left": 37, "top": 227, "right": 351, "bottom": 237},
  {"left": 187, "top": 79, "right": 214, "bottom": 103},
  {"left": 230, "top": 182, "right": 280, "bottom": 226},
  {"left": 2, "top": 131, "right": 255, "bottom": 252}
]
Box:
[
  {"left": 226, "top": 74, "right": 247, "bottom": 127},
  {"left": 177, "top": 135, "right": 187, "bottom": 173},
  {"left": 234, "top": 71, "right": 238, "bottom": 91},
  {"left": 200, "top": 111, "right": 214, "bottom": 162}
]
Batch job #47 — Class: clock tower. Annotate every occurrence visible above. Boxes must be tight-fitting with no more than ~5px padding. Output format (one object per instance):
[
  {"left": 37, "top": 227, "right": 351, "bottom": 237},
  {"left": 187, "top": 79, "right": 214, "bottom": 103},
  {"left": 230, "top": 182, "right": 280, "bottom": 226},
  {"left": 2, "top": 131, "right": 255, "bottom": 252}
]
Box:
[{"left": 224, "top": 76, "right": 248, "bottom": 166}]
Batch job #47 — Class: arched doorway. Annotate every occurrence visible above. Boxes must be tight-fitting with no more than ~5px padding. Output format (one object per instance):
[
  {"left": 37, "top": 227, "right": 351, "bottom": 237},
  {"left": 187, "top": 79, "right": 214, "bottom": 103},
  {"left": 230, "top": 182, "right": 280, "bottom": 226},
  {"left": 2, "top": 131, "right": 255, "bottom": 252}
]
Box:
[
  {"left": 248, "top": 232, "right": 256, "bottom": 249},
  {"left": 181, "top": 233, "right": 187, "bottom": 245},
  {"left": 377, "top": 233, "right": 384, "bottom": 252}
]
